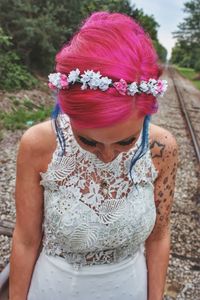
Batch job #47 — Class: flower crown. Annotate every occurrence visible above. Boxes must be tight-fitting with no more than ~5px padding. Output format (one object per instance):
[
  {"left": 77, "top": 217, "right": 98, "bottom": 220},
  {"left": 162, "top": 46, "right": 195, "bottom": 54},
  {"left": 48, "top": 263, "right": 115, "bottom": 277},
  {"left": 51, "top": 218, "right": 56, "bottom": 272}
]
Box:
[{"left": 48, "top": 68, "right": 168, "bottom": 97}]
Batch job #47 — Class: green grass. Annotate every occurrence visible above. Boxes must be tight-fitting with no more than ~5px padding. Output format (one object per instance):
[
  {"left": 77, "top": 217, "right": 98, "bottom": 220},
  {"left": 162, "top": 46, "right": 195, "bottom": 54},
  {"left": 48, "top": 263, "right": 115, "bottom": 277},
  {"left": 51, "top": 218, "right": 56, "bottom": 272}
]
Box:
[
  {"left": 175, "top": 66, "right": 200, "bottom": 90},
  {"left": 0, "top": 102, "right": 53, "bottom": 131}
]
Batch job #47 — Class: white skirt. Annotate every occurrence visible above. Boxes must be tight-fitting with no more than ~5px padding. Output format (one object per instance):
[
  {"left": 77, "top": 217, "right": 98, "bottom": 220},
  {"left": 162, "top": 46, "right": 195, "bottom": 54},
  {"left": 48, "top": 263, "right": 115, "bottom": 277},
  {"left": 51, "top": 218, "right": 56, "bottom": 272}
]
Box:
[{"left": 28, "top": 245, "right": 147, "bottom": 300}]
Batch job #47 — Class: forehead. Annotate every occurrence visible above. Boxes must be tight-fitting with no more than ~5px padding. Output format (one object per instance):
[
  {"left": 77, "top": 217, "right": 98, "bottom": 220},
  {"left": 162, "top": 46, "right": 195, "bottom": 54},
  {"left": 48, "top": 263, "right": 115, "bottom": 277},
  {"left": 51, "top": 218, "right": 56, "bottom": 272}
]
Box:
[{"left": 71, "top": 111, "right": 145, "bottom": 143}]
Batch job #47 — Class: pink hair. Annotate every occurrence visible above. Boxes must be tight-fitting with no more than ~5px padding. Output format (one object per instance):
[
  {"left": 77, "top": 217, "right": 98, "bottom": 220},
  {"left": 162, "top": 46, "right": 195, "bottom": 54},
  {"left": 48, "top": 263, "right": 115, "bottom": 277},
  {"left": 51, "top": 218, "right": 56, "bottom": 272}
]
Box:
[{"left": 55, "top": 12, "right": 162, "bottom": 128}]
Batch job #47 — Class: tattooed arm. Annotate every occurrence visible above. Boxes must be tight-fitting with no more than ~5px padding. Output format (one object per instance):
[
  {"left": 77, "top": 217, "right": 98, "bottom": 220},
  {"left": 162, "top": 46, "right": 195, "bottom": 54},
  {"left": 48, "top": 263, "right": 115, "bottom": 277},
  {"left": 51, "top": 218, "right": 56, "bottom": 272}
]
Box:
[{"left": 145, "top": 126, "right": 178, "bottom": 300}]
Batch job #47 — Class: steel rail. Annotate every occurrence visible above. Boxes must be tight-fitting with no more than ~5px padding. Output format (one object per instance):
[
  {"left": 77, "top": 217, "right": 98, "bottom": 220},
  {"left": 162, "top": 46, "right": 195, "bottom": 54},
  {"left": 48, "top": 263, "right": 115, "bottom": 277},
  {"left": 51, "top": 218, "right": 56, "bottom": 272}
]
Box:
[
  {"left": 0, "top": 263, "right": 9, "bottom": 300},
  {"left": 169, "top": 66, "right": 200, "bottom": 168}
]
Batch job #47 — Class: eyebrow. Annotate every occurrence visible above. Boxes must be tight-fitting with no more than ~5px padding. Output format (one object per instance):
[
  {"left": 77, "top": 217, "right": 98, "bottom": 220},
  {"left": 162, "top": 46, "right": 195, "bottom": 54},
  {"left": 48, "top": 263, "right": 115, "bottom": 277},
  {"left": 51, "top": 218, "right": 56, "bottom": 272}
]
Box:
[{"left": 78, "top": 132, "right": 140, "bottom": 144}]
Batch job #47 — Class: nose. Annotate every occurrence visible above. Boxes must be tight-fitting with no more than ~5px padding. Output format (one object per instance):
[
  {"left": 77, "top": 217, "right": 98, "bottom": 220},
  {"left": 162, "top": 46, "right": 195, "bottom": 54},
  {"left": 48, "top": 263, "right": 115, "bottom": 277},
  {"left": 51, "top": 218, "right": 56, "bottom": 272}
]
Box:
[{"left": 97, "top": 146, "right": 116, "bottom": 163}]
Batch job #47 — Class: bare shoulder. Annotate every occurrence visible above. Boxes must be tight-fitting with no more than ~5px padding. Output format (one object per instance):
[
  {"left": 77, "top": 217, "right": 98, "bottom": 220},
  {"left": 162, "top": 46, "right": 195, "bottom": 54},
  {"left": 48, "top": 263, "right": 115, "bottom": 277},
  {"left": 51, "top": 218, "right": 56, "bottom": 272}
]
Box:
[
  {"left": 14, "top": 120, "right": 56, "bottom": 246},
  {"left": 149, "top": 123, "right": 179, "bottom": 174},
  {"left": 19, "top": 119, "right": 57, "bottom": 173}
]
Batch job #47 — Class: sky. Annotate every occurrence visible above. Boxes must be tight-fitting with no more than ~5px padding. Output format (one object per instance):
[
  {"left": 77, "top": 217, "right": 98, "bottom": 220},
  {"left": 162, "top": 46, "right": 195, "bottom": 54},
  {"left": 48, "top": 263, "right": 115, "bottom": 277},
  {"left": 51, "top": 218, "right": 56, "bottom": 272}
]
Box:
[{"left": 130, "top": 0, "right": 185, "bottom": 59}]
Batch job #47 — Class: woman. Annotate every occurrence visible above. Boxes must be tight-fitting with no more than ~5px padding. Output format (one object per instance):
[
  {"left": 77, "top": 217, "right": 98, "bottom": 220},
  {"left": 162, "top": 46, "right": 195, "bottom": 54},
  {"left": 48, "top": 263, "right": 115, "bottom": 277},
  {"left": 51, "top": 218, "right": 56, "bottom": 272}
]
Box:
[{"left": 9, "top": 12, "right": 178, "bottom": 300}]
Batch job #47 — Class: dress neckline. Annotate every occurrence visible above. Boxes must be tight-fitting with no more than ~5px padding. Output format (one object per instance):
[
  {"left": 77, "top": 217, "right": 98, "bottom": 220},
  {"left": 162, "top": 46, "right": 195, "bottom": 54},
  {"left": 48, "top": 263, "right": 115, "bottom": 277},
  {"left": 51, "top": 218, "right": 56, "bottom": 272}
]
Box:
[{"left": 59, "top": 113, "right": 144, "bottom": 168}]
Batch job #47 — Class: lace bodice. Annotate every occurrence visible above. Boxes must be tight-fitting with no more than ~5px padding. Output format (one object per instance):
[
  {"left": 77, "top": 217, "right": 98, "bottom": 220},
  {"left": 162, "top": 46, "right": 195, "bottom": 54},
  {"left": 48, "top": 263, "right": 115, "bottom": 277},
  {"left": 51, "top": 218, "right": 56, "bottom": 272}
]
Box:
[{"left": 40, "top": 113, "right": 158, "bottom": 269}]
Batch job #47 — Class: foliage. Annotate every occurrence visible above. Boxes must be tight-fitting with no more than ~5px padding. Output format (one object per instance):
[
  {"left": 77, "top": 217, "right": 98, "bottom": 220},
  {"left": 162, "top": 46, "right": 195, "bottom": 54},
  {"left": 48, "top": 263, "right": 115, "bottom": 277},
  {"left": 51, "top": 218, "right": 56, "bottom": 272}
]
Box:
[
  {"left": 194, "top": 58, "right": 200, "bottom": 72},
  {"left": 175, "top": 66, "right": 200, "bottom": 90},
  {"left": 171, "top": 43, "right": 185, "bottom": 65},
  {"left": 129, "top": 7, "right": 167, "bottom": 61},
  {"left": 171, "top": 0, "right": 200, "bottom": 71},
  {"left": 153, "top": 40, "right": 168, "bottom": 62},
  {"left": 174, "top": 0, "right": 200, "bottom": 44},
  {"left": 0, "top": 0, "right": 167, "bottom": 76},
  {"left": 0, "top": 96, "right": 53, "bottom": 130},
  {"left": 80, "top": 0, "right": 133, "bottom": 16},
  {"left": 130, "top": 8, "right": 159, "bottom": 41},
  {"left": 0, "top": 27, "right": 38, "bottom": 91}
]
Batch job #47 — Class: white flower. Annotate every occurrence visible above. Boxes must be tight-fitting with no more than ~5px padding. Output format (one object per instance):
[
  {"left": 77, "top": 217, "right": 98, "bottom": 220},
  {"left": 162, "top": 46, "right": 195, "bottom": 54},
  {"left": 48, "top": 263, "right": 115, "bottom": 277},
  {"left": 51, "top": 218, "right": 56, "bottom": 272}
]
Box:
[
  {"left": 88, "top": 71, "right": 102, "bottom": 89},
  {"left": 147, "top": 78, "right": 157, "bottom": 96},
  {"left": 98, "top": 77, "right": 112, "bottom": 91},
  {"left": 139, "top": 81, "right": 149, "bottom": 93},
  {"left": 148, "top": 78, "right": 157, "bottom": 86},
  {"left": 48, "top": 73, "right": 62, "bottom": 89},
  {"left": 80, "top": 70, "right": 95, "bottom": 84},
  {"left": 80, "top": 70, "right": 95, "bottom": 90},
  {"left": 127, "top": 82, "right": 139, "bottom": 96},
  {"left": 68, "top": 68, "right": 80, "bottom": 84}
]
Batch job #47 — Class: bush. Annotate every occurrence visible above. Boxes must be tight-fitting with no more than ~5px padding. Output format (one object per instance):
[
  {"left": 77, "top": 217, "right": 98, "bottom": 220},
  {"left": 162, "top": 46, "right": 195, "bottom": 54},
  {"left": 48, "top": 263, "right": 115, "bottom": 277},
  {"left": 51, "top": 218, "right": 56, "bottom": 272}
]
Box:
[
  {"left": 0, "top": 104, "right": 53, "bottom": 130},
  {"left": 194, "top": 59, "right": 200, "bottom": 73},
  {"left": 0, "top": 28, "right": 38, "bottom": 91},
  {"left": 179, "top": 56, "right": 192, "bottom": 68}
]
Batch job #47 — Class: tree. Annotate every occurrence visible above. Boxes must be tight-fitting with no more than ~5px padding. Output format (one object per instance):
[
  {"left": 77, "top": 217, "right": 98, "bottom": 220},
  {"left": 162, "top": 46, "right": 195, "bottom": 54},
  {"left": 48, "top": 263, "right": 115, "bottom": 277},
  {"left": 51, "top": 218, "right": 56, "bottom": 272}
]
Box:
[
  {"left": 171, "top": 0, "right": 200, "bottom": 70},
  {"left": 174, "top": 0, "right": 200, "bottom": 44},
  {"left": 0, "top": 0, "right": 167, "bottom": 73},
  {"left": 0, "top": 0, "right": 83, "bottom": 72},
  {"left": 0, "top": 27, "right": 37, "bottom": 90},
  {"left": 130, "top": 8, "right": 159, "bottom": 41},
  {"left": 80, "top": 0, "right": 132, "bottom": 16}
]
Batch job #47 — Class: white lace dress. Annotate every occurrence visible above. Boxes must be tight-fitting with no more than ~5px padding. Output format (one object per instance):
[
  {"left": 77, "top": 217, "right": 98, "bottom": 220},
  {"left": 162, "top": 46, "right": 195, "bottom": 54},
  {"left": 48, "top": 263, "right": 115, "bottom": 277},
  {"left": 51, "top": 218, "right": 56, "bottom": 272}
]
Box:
[{"left": 27, "top": 113, "right": 158, "bottom": 300}]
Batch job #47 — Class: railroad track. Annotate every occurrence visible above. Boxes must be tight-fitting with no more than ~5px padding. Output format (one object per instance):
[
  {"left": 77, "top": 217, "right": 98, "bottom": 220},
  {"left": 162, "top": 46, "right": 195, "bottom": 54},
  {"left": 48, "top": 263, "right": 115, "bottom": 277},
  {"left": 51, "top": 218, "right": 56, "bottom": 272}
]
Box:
[
  {"left": 0, "top": 221, "right": 13, "bottom": 299},
  {"left": 168, "top": 66, "right": 200, "bottom": 167},
  {"left": 0, "top": 66, "right": 199, "bottom": 299},
  {"left": 0, "top": 263, "right": 9, "bottom": 300}
]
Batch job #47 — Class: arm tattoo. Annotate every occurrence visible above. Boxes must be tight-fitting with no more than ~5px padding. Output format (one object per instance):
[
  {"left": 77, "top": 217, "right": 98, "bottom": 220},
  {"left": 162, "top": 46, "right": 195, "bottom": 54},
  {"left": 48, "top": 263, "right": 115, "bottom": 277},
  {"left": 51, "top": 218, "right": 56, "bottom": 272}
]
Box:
[
  {"left": 148, "top": 132, "right": 178, "bottom": 239},
  {"left": 150, "top": 140, "right": 165, "bottom": 158}
]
